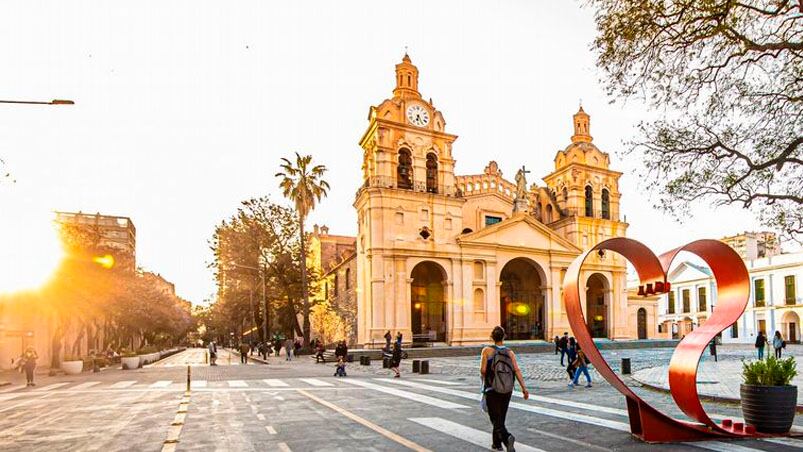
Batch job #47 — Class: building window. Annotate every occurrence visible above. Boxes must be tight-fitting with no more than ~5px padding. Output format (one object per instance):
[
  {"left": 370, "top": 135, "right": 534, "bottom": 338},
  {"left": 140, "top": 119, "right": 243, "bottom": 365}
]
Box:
[
  {"left": 546, "top": 204, "right": 553, "bottom": 223},
  {"left": 473, "top": 288, "right": 485, "bottom": 312},
  {"left": 584, "top": 185, "right": 593, "bottom": 217},
  {"left": 425, "top": 153, "right": 438, "bottom": 193},
  {"left": 731, "top": 322, "right": 739, "bottom": 338},
  {"left": 601, "top": 189, "right": 610, "bottom": 220},
  {"left": 698, "top": 287, "right": 707, "bottom": 312},
  {"left": 562, "top": 187, "right": 568, "bottom": 205},
  {"left": 334, "top": 274, "right": 339, "bottom": 297},
  {"left": 485, "top": 216, "right": 502, "bottom": 226},
  {"left": 754, "top": 279, "right": 765, "bottom": 307},
  {"left": 397, "top": 148, "right": 413, "bottom": 189},
  {"left": 667, "top": 292, "right": 675, "bottom": 314},
  {"left": 682, "top": 289, "right": 690, "bottom": 313},
  {"left": 345, "top": 268, "right": 350, "bottom": 290},
  {"left": 473, "top": 261, "right": 484, "bottom": 280},
  {"left": 785, "top": 275, "right": 796, "bottom": 304}
]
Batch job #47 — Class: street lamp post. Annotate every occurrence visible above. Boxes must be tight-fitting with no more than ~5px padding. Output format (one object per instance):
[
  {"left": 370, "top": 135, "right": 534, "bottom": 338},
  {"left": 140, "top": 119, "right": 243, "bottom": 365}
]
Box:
[{"left": 229, "top": 262, "right": 268, "bottom": 343}]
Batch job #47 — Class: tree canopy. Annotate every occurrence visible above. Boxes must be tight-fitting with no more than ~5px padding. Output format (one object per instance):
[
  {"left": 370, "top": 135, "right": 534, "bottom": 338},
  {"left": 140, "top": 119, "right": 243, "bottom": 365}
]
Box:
[{"left": 588, "top": 0, "right": 802, "bottom": 240}]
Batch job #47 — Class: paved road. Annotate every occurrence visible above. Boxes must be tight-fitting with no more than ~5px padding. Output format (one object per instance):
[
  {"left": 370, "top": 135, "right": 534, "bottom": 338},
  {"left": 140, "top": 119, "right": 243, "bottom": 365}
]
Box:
[{"left": 1, "top": 348, "right": 802, "bottom": 451}]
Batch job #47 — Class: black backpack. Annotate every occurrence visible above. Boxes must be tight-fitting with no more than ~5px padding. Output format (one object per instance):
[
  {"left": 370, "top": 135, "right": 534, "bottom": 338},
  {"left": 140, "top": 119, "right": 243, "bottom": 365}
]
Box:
[{"left": 490, "top": 347, "right": 515, "bottom": 394}]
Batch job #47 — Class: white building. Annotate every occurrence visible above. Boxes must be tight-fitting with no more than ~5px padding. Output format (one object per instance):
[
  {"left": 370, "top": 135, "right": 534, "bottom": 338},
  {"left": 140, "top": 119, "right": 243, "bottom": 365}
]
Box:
[{"left": 655, "top": 251, "right": 803, "bottom": 343}]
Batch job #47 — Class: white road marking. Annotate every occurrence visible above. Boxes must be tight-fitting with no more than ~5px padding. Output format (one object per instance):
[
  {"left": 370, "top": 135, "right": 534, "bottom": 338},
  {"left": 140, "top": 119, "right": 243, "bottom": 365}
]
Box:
[
  {"left": 274, "top": 396, "right": 285, "bottom": 401},
  {"left": 342, "top": 379, "right": 468, "bottom": 409},
  {"left": 257, "top": 413, "right": 266, "bottom": 421},
  {"left": 686, "top": 442, "right": 766, "bottom": 452},
  {"left": 227, "top": 380, "right": 248, "bottom": 388},
  {"left": 0, "top": 384, "right": 27, "bottom": 393},
  {"left": 263, "top": 379, "right": 289, "bottom": 387},
  {"left": 412, "top": 378, "right": 462, "bottom": 386},
  {"left": 109, "top": 381, "right": 137, "bottom": 389},
  {"left": 277, "top": 443, "right": 292, "bottom": 452},
  {"left": 299, "top": 378, "right": 333, "bottom": 387},
  {"left": 410, "top": 417, "right": 545, "bottom": 452},
  {"left": 190, "top": 380, "right": 207, "bottom": 388},
  {"left": 763, "top": 438, "right": 803, "bottom": 449},
  {"left": 265, "top": 425, "right": 277, "bottom": 435},
  {"left": 35, "top": 383, "right": 70, "bottom": 391},
  {"left": 71, "top": 381, "right": 101, "bottom": 390},
  {"left": 149, "top": 381, "right": 172, "bottom": 388}
]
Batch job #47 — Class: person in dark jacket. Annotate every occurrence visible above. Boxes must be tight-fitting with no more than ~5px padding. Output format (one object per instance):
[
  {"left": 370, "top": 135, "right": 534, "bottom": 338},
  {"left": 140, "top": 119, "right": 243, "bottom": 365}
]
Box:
[
  {"left": 390, "top": 341, "right": 403, "bottom": 378},
  {"left": 19, "top": 346, "right": 38, "bottom": 387},
  {"left": 755, "top": 331, "right": 768, "bottom": 360},
  {"left": 565, "top": 337, "right": 578, "bottom": 380},
  {"left": 384, "top": 330, "right": 392, "bottom": 352},
  {"left": 558, "top": 332, "right": 569, "bottom": 366}
]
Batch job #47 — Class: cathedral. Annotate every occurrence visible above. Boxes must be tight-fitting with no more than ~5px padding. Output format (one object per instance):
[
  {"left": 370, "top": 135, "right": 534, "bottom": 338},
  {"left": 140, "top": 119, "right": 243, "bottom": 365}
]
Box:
[{"left": 315, "top": 54, "right": 655, "bottom": 347}]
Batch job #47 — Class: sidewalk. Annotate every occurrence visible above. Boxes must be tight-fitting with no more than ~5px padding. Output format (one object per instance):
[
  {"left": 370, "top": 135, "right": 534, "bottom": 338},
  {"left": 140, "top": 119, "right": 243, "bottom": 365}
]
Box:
[{"left": 633, "top": 359, "right": 803, "bottom": 406}]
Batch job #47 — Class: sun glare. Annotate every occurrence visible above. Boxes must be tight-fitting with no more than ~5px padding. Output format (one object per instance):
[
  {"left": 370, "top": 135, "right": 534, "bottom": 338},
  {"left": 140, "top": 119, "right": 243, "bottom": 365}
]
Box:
[{"left": 0, "top": 209, "right": 64, "bottom": 294}]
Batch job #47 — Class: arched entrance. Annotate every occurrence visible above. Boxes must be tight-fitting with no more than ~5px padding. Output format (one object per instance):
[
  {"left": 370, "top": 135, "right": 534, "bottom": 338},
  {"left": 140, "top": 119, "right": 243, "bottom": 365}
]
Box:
[
  {"left": 586, "top": 273, "right": 609, "bottom": 338},
  {"left": 637, "top": 308, "right": 647, "bottom": 339},
  {"left": 782, "top": 311, "right": 800, "bottom": 343},
  {"left": 499, "top": 258, "right": 545, "bottom": 340},
  {"left": 411, "top": 261, "right": 447, "bottom": 343}
]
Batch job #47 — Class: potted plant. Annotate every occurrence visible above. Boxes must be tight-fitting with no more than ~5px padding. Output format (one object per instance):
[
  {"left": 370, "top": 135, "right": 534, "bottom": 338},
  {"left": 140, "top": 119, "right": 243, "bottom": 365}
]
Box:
[
  {"left": 120, "top": 350, "right": 140, "bottom": 370},
  {"left": 741, "top": 356, "right": 798, "bottom": 433},
  {"left": 61, "top": 354, "right": 84, "bottom": 375}
]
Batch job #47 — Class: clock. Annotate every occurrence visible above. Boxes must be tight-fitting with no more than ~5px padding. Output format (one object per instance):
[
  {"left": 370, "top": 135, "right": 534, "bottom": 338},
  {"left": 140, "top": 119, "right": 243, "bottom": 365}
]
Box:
[{"left": 406, "top": 104, "right": 430, "bottom": 127}]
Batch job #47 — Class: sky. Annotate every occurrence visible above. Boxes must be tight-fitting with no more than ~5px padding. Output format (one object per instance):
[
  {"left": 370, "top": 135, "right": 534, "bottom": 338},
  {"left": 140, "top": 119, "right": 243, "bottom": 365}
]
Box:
[{"left": 0, "top": 0, "right": 773, "bottom": 304}]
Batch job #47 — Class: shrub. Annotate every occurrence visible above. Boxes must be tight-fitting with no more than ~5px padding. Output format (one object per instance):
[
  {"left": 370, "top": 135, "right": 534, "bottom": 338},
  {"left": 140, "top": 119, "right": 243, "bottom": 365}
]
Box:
[
  {"left": 120, "top": 350, "right": 138, "bottom": 358},
  {"left": 742, "top": 356, "right": 798, "bottom": 386},
  {"left": 137, "top": 345, "right": 159, "bottom": 354}
]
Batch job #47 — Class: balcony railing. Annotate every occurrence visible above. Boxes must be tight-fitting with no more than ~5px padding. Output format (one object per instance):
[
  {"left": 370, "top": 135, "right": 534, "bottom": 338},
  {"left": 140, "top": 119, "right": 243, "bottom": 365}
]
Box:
[
  {"left": 562, "top": 207, "right": 620, "bottom": 222},
  {"left": 356, "top": 175, "right": 462, "bottom": 198}
]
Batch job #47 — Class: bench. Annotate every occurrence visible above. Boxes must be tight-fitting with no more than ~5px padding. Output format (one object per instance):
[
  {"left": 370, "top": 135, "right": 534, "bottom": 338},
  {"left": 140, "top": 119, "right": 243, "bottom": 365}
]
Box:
[
  {"left": 411, "top": 334, "right": 435, "bottom": 347},
  {"left": 311, "top": 350, "right": 336, "bottom": 363}
]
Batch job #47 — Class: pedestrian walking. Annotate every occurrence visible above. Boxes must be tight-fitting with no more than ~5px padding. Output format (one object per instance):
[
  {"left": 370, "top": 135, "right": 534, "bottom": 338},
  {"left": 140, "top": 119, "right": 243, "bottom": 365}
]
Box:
[
  {"left": 384, "top": 330, "right": 392, "bottom": 352},
  {"left": 208, "top": 341, "right": 218, "bottom": 366},
  {"left": 239, "top": 342, "right": 250, "bottom": 364},
  {"left": 285, "top": 339, "right": 294, "bottom": 361},
  {"left": 755, "top": 331, "right": 768, "bottom": 360},
  {"left": 480, "top": 326, "right": 529, "bottom": 452},
  {"left": 553, "top": 336, "right": 560, "bottom": 355},
  {"left": 558, "top": 332, "right": 569, "bottom": 366},
  {"left": 565, "top": 337, "right": 578, "bottom": 380},
  {"left": 17, "top": 346, "right": 38, "bottom": 387},
  {"left": 315, "top": 341, "right": 326, "bottom": 363},
  {"left": 568, "top": 348, "right": 592, "bottom": 388},
  {"left": 293, "top": 339, "right": 302, "bottom": 357},
  {"left": 395, "top": 331, "right": 403, "bottom": 347},
  {"left": 773, "top": 331, "right": 785, "bottom": 359},
  {"left": 390, "top": 341, "right": 403, "bottom": 378}
]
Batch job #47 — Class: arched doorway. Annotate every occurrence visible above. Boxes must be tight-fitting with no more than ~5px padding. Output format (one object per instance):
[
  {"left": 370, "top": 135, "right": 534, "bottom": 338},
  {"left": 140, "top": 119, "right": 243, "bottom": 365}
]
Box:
[
  {"left": 500, "top": 258, "right": 545, "bottom": 340},
  {"left": 637, "top": 308, "right": 647, "bottom": 339},
  {"left": 586, "top": 273, "right": 609, "bottom": 338},
  {"left": 782, "top": 311, "right": 800, "bottom": 343},
  {"left": 411, "top": 261, "right": 447, "bottom": 343}
]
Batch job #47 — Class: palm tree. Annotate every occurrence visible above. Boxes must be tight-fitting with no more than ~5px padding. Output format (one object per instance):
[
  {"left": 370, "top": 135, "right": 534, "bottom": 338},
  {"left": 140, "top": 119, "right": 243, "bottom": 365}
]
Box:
[{"left": 276, "top": 152, "right": 329, "bottom": 347}]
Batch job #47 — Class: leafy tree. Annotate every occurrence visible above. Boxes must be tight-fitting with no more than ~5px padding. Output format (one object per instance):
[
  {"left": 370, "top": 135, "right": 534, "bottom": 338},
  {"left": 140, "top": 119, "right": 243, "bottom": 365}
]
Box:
[
  {"left": 588, "top": 0, "right": 802, "bottom": 240},
  {"left": 276, "top": 153, "right": 330, "bottom": 346}
]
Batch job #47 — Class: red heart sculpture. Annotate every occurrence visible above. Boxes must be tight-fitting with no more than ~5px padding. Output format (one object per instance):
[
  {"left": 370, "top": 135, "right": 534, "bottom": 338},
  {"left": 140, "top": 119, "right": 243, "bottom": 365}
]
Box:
[{"left": 563, "top": 237, "right": 753, "bottom": 442}]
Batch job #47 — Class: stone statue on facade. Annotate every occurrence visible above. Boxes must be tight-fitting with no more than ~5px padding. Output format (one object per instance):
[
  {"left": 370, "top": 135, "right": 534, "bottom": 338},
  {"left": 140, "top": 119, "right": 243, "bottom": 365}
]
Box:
[{"left": 513, "top": 166, "right": 530, "bottom": 213}]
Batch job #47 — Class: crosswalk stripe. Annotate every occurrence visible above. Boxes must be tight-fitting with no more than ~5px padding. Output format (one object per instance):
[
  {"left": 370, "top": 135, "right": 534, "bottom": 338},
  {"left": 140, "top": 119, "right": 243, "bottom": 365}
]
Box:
[
  {"left": 410, "top": 417, "right": 545, "bottom": 452},
  {"left": 381, "top": 379, "right": 765, "bottom": 452},
  {"left": 149, "top": 380, "right": 172, "bottom": 388},
  {"left": 342, "top": 379, "right": 468, "bottom": 409},
  {"left": 411, "top": 378, "right": 462, "bottom": 386},
  {"left": 72, "top": 382, "right": 101, "bottom": 390},
  {"left": 109, "top": 381, "right": 137, "bottom": 389},
  {"left": 265, "top": 425, "right": 277, "bottom": 435},
  {"left": 0, "top": 384, "right": 27, "bottom": 393},
  {"left": 263, "top": 379, "right": 289, "bottom": 387},
  {"left": 35, "top": 383, "right": 70, "bottom": 391},
  {"left": 228, "top": 380, "right": 248, "bottom": 388},
  {"left": 190, "top": 380, "right": 207, "bottom": 388},
  {"left": 762, "top": 438, "right": 803, "bottom": 449},
  {"left": 299, "top": 378, "right": 333, "bottom": 387}
]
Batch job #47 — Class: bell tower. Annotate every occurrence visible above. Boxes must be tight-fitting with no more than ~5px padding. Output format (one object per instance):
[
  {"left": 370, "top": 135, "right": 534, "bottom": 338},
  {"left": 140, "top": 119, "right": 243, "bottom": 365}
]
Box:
[{"left": 354, "top": 54, "right": 464, "bottom": 347}]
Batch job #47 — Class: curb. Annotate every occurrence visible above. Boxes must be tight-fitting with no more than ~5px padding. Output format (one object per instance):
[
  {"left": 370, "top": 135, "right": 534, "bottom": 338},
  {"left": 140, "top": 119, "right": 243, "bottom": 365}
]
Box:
[
  {"left": 634, "top": 374, "right": 803, "bottom": 413},
  {"left": 0, "top": 381, "right": 10, "bottom": 387}
]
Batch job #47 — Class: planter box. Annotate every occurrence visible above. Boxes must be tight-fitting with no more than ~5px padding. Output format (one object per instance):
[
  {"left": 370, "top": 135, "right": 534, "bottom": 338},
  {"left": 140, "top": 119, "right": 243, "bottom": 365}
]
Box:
[
  {"left": 121, "top": 356, "right": 141, "bottom": 370},
  {"left": 740, "top": 384, "right": 797, "bottom": 433},
  {"left": 62, "top": 360, "right": 83, "bottom": 375}
]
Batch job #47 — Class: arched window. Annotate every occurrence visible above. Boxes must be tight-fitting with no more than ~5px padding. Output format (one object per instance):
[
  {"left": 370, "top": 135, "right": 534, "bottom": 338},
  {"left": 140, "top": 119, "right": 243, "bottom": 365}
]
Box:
[
  {"left": 397, "top": 148, "right": 413, "bottom": 189},
  {"left": 562, "top": 187, "right": 568, "bottom": 205},
  {"left": 601, "top": 189, "right": 610, "bottom": 220},
  {"left": 425, "top": 153, "right": 438, "bottom": 193},
  {"left": 546, "top": 204, "right": 553, "bottom": 223},
  {"left": 585, "top": 185, "right": 593, "bottom": 217},
  {"left": 345, "top": 268, "right": 351, "bottom": 290},
  {"left": 473, "top": 288, "right": 485, "bottom": 312}
]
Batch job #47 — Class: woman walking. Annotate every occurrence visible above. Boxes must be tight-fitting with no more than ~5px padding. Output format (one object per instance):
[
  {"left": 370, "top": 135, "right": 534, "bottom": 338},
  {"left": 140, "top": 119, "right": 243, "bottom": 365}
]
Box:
[
  {"left": 481, "top": 326, "right": 529, "bottom": 452},
  {"left": 390, "top": 341, "right": 402, "bottom": 378},
  {"left": 755, "top": 331, "right": 768, "bottom": 360},
  {"left": 568, "top": 348, "right": 592, "bottom": 388},
  {"left": 773, "top": 331, "right": 785, "bottom": 359},
  {"left": 19, "top": 346, "right": 38, "bottom": 387},
  {"left": 565, "top": 337, "right": 578, "bottom": 380}
]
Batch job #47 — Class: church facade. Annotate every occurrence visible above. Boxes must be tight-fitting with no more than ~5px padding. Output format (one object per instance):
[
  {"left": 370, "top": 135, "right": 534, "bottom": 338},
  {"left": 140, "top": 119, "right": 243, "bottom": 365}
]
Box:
[{"left": 340, "top": 55, "right": 648, "bottom": 347}]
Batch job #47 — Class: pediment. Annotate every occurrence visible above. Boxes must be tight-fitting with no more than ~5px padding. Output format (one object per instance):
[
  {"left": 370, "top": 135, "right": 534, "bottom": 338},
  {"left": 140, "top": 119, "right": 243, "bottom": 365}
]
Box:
[
  {"left": 667, "top": 261, "right": 712, "bottom": 283},
  {"left": 458, "top": 214, "right": 581, "bottom": 253}
]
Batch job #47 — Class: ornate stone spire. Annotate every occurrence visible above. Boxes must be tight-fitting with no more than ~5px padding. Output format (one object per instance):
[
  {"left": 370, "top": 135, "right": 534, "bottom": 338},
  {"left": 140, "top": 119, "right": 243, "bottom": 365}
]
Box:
[
  {"left": 571, "top": 106, "right": 593, "bottom": 143},
  {"left": 393, "top": 53, "right": 420, "bottom": 98}
]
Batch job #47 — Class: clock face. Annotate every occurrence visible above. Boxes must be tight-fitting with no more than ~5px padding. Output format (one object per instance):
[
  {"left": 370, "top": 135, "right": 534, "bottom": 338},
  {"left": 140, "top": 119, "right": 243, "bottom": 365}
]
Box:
[{"left": 406, "top": 104, "right": 430, "bottom": 127}]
